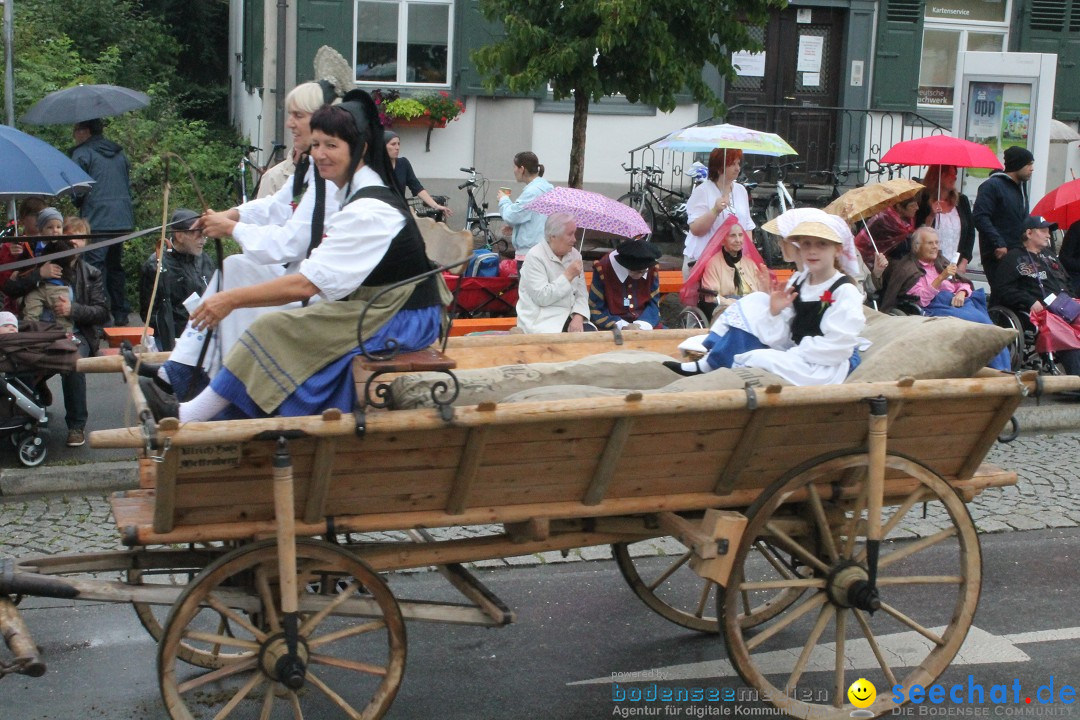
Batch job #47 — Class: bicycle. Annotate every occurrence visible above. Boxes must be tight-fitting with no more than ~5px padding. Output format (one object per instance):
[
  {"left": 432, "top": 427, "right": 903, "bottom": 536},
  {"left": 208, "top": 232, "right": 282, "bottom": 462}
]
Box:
[
  {"left": 458, "top": 167, "right": 510, "bottom": 256},
  {"left": 232, "top": 141, "right": 286, "bottom": 204},
  {"left": 748, "top": 161, "right": 805, "bottom": 267},
  {"left": 617, "top": 164, "right": 690, "bottom": 245}
]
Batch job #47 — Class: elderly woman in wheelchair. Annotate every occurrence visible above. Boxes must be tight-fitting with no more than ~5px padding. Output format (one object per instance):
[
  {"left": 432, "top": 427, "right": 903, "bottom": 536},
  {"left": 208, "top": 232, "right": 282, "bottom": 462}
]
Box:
[
  {"left": 677, "top": 216, "right": 764, "bottom": 329},
  {"left": 881, "top": 226, "right": 1011, "bottom": 371}
]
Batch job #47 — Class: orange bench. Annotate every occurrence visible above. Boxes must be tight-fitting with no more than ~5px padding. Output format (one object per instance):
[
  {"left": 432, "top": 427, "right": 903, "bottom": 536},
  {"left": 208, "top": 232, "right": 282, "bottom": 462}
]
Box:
[
  {"left": 102, "top": 326, "right": 154, "bottom": 349},
  {"left": 448, "top": 317, "right": 517, "bottom": 336},
  {"left": 657, "top": 268, "right": 793, "bottom": 298}
]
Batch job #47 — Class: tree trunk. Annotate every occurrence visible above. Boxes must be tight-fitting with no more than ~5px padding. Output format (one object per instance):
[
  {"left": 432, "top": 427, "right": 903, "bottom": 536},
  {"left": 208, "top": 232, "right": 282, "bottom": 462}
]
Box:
[{"left": 568, "top": 88, "right": 589, "bottom": 189}]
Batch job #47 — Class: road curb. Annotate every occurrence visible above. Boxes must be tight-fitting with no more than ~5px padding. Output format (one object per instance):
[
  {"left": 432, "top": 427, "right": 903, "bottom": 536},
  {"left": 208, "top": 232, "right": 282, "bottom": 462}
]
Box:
[
  {"left": 1014, "top": 403, "right": 1080, "bottom": 437},
  {"left": 0, "top": 460, "right": 138, "bottom": 497}
]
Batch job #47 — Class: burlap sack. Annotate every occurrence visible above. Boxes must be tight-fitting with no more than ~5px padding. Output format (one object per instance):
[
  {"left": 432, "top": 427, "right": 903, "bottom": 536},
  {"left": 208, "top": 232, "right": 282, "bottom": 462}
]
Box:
[
  {"left": 391, "top": 350, "right": 678, "bottom": 408},
  {"left": 847, "top": 308, "right": 1016, "bottom": 382},
  {"left": 500, "top": 367, "right": 789, "bottom": 404},
  {"left": 658, "top": 366, "right": 789, "bottom": 392}
]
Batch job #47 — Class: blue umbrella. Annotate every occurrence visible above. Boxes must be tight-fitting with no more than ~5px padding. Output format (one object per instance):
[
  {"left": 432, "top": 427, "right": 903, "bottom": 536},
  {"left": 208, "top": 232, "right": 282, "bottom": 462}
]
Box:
[{"left": 0, "top": 125, "right": 94, "bottom": 199}]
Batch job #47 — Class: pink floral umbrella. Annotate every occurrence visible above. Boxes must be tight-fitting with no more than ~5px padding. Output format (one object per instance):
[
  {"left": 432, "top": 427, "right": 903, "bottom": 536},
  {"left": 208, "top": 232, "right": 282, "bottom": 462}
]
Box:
[{"left": 523, "top": 186, "right": 651, "bottom": 239}]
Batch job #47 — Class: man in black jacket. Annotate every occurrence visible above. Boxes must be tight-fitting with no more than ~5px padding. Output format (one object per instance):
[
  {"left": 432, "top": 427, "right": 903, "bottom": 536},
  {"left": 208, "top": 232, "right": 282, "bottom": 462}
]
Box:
[
  {"left": 140, "top": 209, "right": 216, "bottom": 351},
  {"left": 993, "top": 215, "right": 1080, "bottom": 375},
  {"left": 973, "top": 146, "right": 1033, "bottom": 283}
]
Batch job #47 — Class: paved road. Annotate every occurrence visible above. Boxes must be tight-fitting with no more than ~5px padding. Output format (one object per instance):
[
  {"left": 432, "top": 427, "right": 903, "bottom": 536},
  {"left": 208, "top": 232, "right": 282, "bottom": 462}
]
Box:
[{"left": 2, "top": 528, "right": 1078, "bottom": 719}]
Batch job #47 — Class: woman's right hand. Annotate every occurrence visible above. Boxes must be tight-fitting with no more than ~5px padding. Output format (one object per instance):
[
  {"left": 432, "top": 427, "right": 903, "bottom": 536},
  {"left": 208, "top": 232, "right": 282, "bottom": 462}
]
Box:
[{"left": 564, "top": 258, "right": 583, "bottom": 280}]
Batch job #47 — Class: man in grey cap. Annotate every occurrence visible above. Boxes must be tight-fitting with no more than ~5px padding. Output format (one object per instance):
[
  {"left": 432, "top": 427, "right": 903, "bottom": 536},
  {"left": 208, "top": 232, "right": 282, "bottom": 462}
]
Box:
[
  {"left": 973, "top": 145, "right": 1034, "bottom": 283},
  {"left": 139, "top": 209, "right": 216, "bottom": 350}
]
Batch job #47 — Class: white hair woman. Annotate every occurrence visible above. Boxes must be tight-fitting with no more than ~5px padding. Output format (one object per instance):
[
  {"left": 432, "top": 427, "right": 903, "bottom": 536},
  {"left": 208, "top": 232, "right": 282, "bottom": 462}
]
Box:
[
  {"left": 516, "top": 212, "right": 591, "bottom": 333},
  {"left": 257, "top": 82, "right": 333, "bottom": 198}
]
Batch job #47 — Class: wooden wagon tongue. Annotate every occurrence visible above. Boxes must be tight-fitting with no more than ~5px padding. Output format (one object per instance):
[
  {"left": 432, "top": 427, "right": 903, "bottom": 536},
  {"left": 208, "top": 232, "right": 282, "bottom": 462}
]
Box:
[{"left": 0, "top": 596, "right": 46, "bottom": 678}]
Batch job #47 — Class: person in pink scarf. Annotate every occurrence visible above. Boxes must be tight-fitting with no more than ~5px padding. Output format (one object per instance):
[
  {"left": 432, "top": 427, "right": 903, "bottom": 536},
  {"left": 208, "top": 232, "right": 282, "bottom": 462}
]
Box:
[{"left": 680, "top": 215, "right": 764, "bottom": 321}]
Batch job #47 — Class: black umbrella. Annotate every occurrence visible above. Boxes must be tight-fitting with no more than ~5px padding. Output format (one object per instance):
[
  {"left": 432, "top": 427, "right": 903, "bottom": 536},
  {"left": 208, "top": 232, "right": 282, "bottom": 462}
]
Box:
[{"left": 21, "top": 83, "right": 149, "bottom": 126}]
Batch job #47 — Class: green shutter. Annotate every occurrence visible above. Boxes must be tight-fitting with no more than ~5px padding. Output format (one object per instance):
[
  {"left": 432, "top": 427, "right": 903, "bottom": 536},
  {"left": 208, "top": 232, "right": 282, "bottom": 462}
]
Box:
[
  {"left": 243, "top": 0, "right": 265, "bottom": 88},
  {"left": 454, "top": 0, "right": 506, "bottom": 95},
  {"left": 296, "top": 0, "right": 354, "bottom": 84},
  {"left": 871, "top": 0, "right": 925, "bottom": 111},
  {"left": 1017, "top": 0, "right": 1080, "bottom": 120}
]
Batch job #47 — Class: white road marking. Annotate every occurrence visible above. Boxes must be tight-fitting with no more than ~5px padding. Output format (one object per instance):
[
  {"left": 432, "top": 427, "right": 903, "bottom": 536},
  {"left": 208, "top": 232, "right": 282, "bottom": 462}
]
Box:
[{"left": 569, "top": 625, "right": 1080, "bottom": 686}]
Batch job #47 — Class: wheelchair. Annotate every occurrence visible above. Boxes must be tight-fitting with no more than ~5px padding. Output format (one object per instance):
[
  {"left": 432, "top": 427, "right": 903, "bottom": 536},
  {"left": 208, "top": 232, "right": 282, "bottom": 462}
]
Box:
[{"left": 986, "top": 304, "right": 1061, "bottom": 374}]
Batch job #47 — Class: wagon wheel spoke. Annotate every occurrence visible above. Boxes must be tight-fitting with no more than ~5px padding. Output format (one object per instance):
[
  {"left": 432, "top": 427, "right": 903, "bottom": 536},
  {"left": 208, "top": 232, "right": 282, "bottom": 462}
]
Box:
[
  {"left": 307, "top": 668, "right": 365, "bottom": 719},
  {"left": 842, "top": 483, "right": 868, "bottom": 557},
  {"left": 205, "top": 593, "right": 267, "bottom": 642},
  {"left": 755, "top": 540, "right": 799, "bottom": 579},
  {"left": 877, "top": 527, "right": 958, "bottom": 570},
  {"left": 310, "top": 652, "right": 388, "bottom": 676},
  {"left": 254, "top": 566, "right": 281, "bottom": 633},
  {"left": 805, "top": 483, "right": 838, "bottom": 563},
  {"left": 739, "top": 578, "right": 825, "bottom": 591},
  {"left": 308, "top": 619, "right": 387, "bottom": 649},
  {"left": 853, "top": 608, "right": 898, "bottom": 688},
  {"left": 786, "top": 603, "right": 835, "bottom": 693},
  {"left": 300, "top": 579, "right": 361, "bottom": 635},
  {"left": 854, "top": 487, "right": 933, "bottom": 564},
  {"left": 764, "top": 522, "right": 830, "bottom": 574},
  {"left": 745, "top": 592, "right": 827, "bottom": 652},
  {"left": 878, "top": 601, "right": 944, "bottom": 645},
  {"left": 182, "top": 630, "right": 261, "bottom": 651},
  {"left": 259, "top": 682, "right": 275, "bottom": 720},
  {"left": 211, "top": 671, "right": 264, "bottom": 720},
  {"left": 288, "top": 690, "right": 304, "bottom": 719},
  {"left": 833, "top": 609, "right": 847, "bottom": 708},
  {"left": 876, "top": 575, "right": 963, "bottom": 585},
  {"left": 177, "top": 657, "right": 257, "bottom": 694},
  {"left": 694, "top": 580, "right": 714, "bottom": 619},
  {"left": 646, "top": 551, "right": 692, "bottom": 591}
]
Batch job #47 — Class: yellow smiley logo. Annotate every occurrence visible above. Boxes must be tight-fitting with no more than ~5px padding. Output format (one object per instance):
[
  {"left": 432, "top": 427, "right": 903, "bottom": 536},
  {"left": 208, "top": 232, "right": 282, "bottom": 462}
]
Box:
[{"left": 848, "top": 678, "right": 876, "bottom": 709}]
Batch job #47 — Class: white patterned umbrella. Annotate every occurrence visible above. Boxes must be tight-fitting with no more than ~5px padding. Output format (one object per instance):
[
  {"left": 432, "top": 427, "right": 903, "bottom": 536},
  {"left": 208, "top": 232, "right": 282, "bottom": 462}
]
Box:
[
  {"left": 523, "top": 186, "right": 651, "bottom": 239},
  {"left": 655, "top": 124, "right": 798, "bottom": 156}
]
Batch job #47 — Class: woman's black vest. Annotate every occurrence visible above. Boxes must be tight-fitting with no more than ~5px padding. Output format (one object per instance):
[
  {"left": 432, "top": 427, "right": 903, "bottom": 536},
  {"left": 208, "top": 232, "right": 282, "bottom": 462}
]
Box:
[
  {"left": 344, "top": 185, "right": 440, "bottom": 309},
  {"left": 790, "top": 275, "right": 853, "bottom": 344}
]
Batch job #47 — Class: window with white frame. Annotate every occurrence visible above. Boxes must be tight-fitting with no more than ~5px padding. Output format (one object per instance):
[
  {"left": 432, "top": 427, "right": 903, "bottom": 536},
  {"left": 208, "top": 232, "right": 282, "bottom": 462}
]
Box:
[
  {"left": 355, "top": 0, "right": 454, "bottom": 86},
  {"left": 917, "top": 0, "right": 1010, "bottom": 107}
]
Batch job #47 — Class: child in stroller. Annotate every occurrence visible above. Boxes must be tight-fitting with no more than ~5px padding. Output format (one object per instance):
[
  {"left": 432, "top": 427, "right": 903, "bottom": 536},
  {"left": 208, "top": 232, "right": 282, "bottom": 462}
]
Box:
[{"left": 0, "top": 315, "right": 80, "bottom": 466}]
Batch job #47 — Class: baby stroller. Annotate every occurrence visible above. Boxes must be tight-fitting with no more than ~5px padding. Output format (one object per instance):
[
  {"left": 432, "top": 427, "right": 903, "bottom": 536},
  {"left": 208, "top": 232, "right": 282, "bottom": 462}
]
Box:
[
  {"left": 0, "top": 321, "right": 80, "bottom": 467},
  {"left": 443, "top": 256, "right": 520, "bottom": 318}
]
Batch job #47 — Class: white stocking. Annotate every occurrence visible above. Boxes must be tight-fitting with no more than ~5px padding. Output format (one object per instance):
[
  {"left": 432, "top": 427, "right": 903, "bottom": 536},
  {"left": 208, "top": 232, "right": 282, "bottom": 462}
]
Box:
[{"left": 179, "top": 387, "right": 230, "bottom": 423}]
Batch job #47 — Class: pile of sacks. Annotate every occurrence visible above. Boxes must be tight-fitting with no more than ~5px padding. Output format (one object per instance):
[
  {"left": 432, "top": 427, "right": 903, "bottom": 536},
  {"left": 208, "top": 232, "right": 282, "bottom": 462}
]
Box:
[{"left": 391, "top": 309, "right": 1016, "bottom": 409}]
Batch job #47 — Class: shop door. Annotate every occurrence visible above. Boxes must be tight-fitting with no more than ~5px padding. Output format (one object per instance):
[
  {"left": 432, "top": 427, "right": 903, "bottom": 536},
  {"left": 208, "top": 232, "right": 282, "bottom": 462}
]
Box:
[{"left": 725, "top": 7, "right": 846, "bottom": 180}]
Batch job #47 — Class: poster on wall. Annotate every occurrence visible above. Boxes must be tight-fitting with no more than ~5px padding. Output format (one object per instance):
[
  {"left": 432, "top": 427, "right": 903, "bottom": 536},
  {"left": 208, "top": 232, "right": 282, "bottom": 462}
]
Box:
[{"left": 1002, "top": 102, "right": 1031, "bottom": 143}]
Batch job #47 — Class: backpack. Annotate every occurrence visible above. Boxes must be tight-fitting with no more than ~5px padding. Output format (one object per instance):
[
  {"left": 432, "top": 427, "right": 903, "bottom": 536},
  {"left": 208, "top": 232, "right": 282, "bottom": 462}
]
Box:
[{"left": 464, "top": 248, "right": 499, "bottom": 277}]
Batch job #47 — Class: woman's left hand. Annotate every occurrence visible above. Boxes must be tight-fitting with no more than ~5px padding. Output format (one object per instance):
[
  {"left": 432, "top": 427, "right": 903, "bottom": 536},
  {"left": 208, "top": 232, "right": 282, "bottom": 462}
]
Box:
[
  {"left": 438, "top": 204, "right": 454, "bottom": 218},
  {"left": 951, "top": 290, "right": 967, "bottom": 308},
  {"left": 567, "top": 314, "right": 585, "bottom": 333},
  {"left": 189, "top": 292, "right": 236, "bottom": 331}
]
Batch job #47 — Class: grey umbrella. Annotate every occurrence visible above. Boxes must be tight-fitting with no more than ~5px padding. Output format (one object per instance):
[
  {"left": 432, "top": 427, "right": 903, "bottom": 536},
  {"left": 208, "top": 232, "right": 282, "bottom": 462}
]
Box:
[{"left": 21, "top": 83, "right": 149, "bottom": 126}]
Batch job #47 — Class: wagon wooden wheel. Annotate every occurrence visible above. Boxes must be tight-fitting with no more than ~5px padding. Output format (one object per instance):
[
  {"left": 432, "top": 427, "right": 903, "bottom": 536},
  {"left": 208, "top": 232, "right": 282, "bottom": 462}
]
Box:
[
  {"left": 128, "top": 542, "right": 241, "bottom": 669},
  {"left": 159, "top": 538, "right": 406, "bottom": 720},
  {"left": 720, "top": 450, "right": 981, "bottom": 719},
  {"left": 614, "top": 535, "right": 814, "bottom": 633}
]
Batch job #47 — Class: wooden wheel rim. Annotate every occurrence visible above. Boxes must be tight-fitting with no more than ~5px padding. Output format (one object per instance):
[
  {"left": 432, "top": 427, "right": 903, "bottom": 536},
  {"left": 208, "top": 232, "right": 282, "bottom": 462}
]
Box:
[
  {"left": 158, "top": 538, "right": 406, "bottom": 720},
  {"left": 614, "top": 539, "right": 809, "bottom": 633},
  {"left": 721, "top": 452, "right": 981, "bottom": 720}
]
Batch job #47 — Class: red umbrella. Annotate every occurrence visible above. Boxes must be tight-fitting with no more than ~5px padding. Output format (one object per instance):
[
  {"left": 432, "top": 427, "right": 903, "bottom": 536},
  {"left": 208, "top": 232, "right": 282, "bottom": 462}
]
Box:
[
  {"left": 881, "top": 135, "right": 1003, "bottom": 169},
  {"left": 1032, "top": 179, "right": 1080, "bottom": 230}
]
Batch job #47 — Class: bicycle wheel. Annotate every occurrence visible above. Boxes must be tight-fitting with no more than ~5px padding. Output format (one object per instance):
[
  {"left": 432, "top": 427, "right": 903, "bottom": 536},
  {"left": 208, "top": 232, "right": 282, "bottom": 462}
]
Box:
[{"left": 619, "top": 192, "right": 656, "bottom": 237}]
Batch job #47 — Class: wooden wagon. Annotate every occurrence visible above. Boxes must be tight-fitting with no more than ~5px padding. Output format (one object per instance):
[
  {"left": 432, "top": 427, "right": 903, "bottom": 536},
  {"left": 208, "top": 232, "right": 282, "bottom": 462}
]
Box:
[{"left": 2, "top": 329, "right": 1075, "bottom": 719}]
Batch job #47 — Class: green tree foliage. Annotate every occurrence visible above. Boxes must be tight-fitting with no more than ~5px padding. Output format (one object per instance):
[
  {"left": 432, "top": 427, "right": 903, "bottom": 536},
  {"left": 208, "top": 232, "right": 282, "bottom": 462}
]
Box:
[
  {"left": 472, "top": 0, "right": 785, "bottom": 187},
  {"left": 1, "top": 0, "right": 241, "bottom": 311}
]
